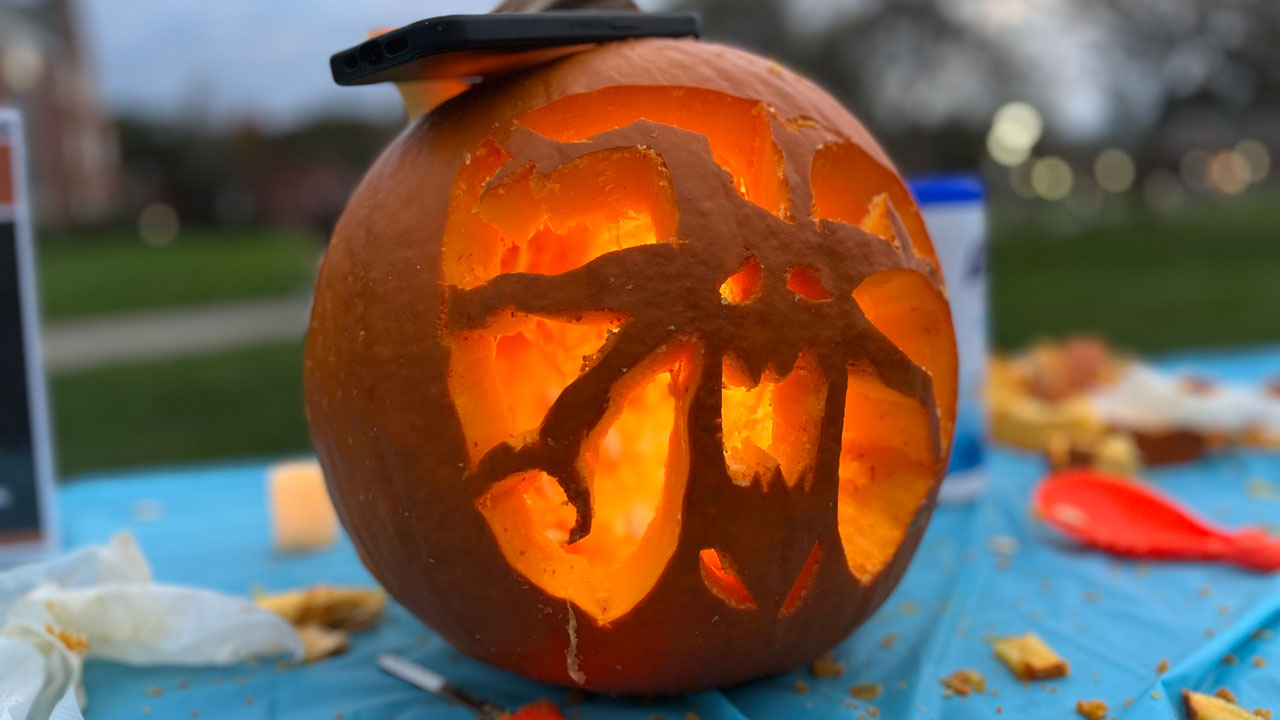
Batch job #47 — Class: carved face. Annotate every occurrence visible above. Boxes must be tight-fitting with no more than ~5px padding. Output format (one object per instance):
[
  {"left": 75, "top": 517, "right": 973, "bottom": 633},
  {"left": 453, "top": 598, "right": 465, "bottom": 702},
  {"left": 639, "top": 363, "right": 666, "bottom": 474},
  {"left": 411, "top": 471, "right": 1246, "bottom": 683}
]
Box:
[{"left": 306, "top": 38, "right": 956, "bottom": 694}]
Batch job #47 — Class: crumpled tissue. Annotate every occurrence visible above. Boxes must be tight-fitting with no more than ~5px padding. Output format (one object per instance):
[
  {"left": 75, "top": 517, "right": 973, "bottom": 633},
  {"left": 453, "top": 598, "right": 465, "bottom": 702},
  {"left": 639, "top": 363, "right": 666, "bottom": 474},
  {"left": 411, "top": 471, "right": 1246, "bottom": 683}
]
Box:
[{"left": 0, "top": 533, "right": 302, "bottom": 720}]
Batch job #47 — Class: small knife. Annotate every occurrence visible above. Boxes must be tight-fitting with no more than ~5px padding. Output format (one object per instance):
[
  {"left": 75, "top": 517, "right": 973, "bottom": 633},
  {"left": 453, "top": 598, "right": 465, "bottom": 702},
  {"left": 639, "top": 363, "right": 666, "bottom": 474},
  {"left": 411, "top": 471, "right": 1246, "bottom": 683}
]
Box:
[{"left": 377, "top": 652, "right": 509, "bottom": 719}]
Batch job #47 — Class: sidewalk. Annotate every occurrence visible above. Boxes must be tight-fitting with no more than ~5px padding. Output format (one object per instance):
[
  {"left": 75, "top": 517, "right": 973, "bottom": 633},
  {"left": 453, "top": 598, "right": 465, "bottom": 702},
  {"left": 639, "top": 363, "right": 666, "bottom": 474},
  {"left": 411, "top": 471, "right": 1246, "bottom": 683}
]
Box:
[{"left": 41, "top": 295, "right": 311, "bottom": 374}]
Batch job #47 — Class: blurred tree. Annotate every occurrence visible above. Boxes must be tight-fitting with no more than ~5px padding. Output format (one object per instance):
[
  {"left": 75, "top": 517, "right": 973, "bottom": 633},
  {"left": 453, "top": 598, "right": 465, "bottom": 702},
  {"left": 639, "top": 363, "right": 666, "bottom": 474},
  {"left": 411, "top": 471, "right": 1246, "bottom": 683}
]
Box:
[
  {"left": 672, "top": 0, "right": 1280, "bottom": 172},
  {"left": 101, "top": 0, "right": 1280, "bottom": 233},
  {"left": 673, "top": 0, "right": 1018, "bottom": 169},
  {"left": 1079, "top": 0, "right": 1280, "bottom": 163},
  {"left": 114, "top": 117, "right": 399, "bottom": 234}
]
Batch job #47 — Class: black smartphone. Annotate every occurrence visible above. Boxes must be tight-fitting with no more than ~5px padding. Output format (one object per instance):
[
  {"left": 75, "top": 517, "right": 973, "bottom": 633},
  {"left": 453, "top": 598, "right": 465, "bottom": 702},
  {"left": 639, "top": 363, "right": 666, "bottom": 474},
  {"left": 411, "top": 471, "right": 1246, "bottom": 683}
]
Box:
[{"left": 331, "top": 12, "right": 699, "bottom": 86}]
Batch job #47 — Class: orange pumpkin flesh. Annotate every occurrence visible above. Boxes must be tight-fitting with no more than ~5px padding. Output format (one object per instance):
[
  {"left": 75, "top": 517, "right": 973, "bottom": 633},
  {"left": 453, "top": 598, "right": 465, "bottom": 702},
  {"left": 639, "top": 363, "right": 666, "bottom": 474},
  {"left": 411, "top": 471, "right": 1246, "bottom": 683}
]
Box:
[{"left": 305, "top": 38, "right": 956, "bottom": 693}]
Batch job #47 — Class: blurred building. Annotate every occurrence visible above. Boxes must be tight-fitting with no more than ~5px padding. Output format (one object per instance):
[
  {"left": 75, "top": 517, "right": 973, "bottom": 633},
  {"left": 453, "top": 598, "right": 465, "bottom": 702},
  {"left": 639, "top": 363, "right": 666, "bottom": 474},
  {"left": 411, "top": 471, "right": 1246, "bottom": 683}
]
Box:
[{"left": 0, "top": 0, "right": 119, "bottom": 229}]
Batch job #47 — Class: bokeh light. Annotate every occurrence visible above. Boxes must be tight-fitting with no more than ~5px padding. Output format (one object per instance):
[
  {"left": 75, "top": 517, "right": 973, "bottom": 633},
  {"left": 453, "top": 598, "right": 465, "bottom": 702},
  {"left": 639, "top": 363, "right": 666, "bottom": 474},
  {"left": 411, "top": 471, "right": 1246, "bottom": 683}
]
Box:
[
  {"left": 1093, "top": 148, "right": 1135, "bottom": 194},
  {"left": 1030, "top": 155, "right": 1073, "bottom": 201},
  {"left": 138, "top": 202, "right": 181, "bottom": 246},
  {"left": 1206, "top": 150, "right": 1251, "bottom": 195},
  {"left": 1, "top": 42, "right": 45, "bottom": 94},
  {"left": 986, "top": 101, "right": 1044, "bottom": 167},
  {"left": 1235, "top": 139, "right": 1271, "bottom": 183},
  {"left": 1142, "top": 168, "right": 1184, "bottom": 213}
]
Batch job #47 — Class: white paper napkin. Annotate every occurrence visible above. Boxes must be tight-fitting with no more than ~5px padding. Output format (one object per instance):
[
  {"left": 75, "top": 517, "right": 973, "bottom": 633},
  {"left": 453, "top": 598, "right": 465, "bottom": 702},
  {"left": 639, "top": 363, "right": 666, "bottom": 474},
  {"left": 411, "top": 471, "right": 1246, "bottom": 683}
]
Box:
[
  {"left": 0, "top": 533, "right": 302, "bottom": 720},
  {"left": 1090, "top": 363, "right": 1270, "bottom": 434}
]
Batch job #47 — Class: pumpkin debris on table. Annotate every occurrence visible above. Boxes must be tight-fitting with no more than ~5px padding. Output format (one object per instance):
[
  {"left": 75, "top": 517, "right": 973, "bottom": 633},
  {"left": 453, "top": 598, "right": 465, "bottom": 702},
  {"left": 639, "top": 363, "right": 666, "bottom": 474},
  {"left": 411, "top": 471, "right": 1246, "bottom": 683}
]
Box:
[
  {"left": 1045, "top": 430, "right": 1141, "bottom": 477},
  {"left": 1217, "top": 688, "right": 1241, "bottom": 704},
  {"left": 44, "top": 624, "right": 89, "bottom": 655},
  {"left": 257, "top": 585, "right": 386, "bottom": 661},
  {"left": 986, "top": 535, "right": 1019, "bottom": 556},
  {"left": 987, "top": 338, "right": 1114, "bottom": 452},
  {"left": 506, "top": 700, "right": 568, "bottom": 720},
  {"left": 1183, "top": 689, "right": 1272, "bottom": 720},
  {"left": 306, "top": 35, "right": 957, "bottom": 693},
  {"left": 255, "top": 585, "right": 386, "bottom": 631},
  {"left": 1075, "top": 699, "right": 1107, "bottom": 720},
  {"left": 993, "top": 633, "right": 1069, "bottom": 680},
  {"left": 849, "top": 683, "right": 883, "bottom": 701},
  {"left": 940, "top": 669, "right": 986, "bottom": 696},
  {"left": 986, "top": 336, "right": 1280, "bottom": 465},
  {"left": 810, "top": 651, "right": 844, "bottom": 679},
  {"left": 295, "top": 624, "right": 349, "bottom": 663}
]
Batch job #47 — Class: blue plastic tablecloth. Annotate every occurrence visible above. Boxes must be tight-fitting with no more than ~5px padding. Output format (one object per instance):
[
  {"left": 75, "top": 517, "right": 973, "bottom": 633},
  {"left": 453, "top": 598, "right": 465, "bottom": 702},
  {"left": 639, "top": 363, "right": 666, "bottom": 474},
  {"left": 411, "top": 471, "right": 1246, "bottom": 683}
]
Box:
[{"left": 67, "top": 345, "right": 1280, "bottom": 720}]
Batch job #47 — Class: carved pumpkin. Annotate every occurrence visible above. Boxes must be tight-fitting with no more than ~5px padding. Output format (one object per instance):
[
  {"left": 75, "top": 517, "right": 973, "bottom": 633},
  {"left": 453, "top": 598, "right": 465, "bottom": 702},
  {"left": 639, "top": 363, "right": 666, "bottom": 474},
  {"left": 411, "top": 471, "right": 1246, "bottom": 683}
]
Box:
[{"left": 305, "top": 37, "right": 956, "bottom": 693}]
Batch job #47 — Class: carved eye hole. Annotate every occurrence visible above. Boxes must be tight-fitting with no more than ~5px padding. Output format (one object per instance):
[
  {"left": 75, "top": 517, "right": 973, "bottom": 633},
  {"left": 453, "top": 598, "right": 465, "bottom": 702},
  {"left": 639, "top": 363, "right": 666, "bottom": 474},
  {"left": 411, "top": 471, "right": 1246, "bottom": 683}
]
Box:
[
  {"left": 786, "top": 265, "right": 832, "bottom": 301},
  {"left": 699, "top": 548, "right": 756, "bottom": 610},
  {"left": 720, "top": 255, "right": 764, "bottom": 304}
]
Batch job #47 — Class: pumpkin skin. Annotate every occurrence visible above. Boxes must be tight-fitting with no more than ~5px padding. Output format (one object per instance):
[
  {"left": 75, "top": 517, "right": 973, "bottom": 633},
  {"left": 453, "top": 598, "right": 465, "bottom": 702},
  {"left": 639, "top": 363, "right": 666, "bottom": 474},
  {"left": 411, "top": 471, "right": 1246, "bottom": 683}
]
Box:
[{"left": 305, "top": 37, "right": 956, "bottom": 694}]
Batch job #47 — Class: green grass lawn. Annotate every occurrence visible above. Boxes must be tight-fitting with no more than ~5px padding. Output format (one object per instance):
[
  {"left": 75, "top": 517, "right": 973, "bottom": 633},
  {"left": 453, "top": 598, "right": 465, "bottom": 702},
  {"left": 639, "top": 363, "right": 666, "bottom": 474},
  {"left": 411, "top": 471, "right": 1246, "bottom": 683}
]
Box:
[
  {"left": 991, "top": 190, "right": 1280, "bottom": 353},
  {"left": 51, "top": 342, "right": 311, "bottom": 475},
  {"left": 39, "top": 228, "right": 322, "bottom": 319},
  {"left": 44, "top": 190, "right": 1280, "bottom": 476}
]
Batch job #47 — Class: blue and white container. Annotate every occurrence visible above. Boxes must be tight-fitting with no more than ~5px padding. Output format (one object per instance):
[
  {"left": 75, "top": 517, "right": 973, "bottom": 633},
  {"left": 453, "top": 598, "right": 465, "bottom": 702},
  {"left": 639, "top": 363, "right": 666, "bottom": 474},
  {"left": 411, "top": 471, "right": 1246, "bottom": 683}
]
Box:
[{"left": 908, "top": 175, "right": 987, "bottom": 503}]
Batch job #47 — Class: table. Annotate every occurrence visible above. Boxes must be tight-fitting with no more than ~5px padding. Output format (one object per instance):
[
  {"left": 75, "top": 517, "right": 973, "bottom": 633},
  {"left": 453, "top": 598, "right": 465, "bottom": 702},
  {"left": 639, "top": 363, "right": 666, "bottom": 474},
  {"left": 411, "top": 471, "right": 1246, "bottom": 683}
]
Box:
[{"left": 67, "top": 345, "right": 1280, "bottom": 719}]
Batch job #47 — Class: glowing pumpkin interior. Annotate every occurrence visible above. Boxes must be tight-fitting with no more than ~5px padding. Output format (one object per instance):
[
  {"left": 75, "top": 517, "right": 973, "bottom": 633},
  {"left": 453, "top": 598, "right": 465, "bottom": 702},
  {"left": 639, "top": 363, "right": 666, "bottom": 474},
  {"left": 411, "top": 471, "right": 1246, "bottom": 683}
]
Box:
[{"left": 445, "top": 85, "right": 954, "bottom": 625}]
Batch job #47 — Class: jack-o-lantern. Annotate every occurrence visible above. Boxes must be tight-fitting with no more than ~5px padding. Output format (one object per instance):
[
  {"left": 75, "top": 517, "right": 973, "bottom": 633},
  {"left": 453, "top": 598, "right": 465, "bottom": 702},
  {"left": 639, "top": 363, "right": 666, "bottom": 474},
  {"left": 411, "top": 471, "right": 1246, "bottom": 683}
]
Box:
[{"left": 305, "top": 37, "right": 956, "bottom": 693}]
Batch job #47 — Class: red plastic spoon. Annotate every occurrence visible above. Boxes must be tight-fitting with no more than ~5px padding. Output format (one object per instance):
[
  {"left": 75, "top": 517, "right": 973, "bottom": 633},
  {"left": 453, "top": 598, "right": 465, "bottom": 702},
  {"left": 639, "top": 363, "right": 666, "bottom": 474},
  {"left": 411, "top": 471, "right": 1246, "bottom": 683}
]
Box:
[{"left": 1032, "top": 468, "right": 1280, "bottom": 571}]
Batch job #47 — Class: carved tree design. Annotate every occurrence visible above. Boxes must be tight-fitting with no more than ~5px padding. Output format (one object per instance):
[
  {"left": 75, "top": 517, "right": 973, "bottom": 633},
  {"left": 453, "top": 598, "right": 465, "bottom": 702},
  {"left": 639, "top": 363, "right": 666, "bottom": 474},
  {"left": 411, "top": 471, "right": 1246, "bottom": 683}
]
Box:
[{"left": 438, "top": 85, "right": 955, "bottom": 624}]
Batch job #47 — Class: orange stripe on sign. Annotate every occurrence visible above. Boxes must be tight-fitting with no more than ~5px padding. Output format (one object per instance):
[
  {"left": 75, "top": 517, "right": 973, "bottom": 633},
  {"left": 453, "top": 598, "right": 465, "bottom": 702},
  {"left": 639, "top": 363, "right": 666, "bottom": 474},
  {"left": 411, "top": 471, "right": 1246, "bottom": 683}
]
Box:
[{"left": 0, "top": 144, "right": 13, "bottom": 205}]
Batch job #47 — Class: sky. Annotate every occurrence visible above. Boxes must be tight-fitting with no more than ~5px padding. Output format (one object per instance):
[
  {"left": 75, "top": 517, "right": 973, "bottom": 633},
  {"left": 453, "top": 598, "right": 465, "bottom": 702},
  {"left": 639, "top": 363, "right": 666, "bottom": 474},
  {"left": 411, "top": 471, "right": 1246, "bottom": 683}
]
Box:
[
  {"left": 79, "top": 0, "right": 1105, "bottom": 138},
  {"left": 73, "top": 0, "right": 1176, "bottom": 143},
  {"left": 80, "top": 0, "right": 501, "bottom": 130}
]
